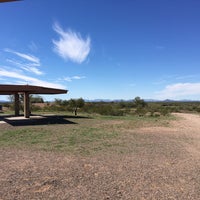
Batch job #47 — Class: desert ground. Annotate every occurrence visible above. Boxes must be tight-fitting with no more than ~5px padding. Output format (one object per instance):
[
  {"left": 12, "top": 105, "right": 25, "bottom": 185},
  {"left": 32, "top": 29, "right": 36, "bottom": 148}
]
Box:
[{"left": 0, "top": 113, "right": 200, "bottom": 199}]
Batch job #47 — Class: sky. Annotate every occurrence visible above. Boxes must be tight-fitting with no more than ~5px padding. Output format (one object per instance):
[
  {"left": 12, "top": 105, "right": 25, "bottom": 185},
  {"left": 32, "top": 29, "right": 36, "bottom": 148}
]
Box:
[{"left": 0, "top": 0, "right": 200, "bottom": 101}]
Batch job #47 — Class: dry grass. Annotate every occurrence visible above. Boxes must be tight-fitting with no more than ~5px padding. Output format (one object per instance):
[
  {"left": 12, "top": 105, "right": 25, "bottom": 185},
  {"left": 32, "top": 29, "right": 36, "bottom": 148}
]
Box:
[
  {"left": 0, "top": 113, "right": 200, "bottom": 199},
  {"left": 0, "top": 115, "right": 173, "bottom": 155}
]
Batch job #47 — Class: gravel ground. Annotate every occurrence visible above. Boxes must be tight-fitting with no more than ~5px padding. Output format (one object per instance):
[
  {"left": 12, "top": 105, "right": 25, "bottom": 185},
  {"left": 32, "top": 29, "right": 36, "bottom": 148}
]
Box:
[{"left": 0, "top": 113, "right": 200, "bottom": 200}]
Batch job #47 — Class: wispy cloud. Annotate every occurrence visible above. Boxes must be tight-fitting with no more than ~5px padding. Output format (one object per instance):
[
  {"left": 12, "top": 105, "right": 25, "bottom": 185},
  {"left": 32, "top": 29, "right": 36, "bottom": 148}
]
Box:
[
  {"left": 52, "top": 22, "right": 91, "bottom": 63},
  {"left": 175, "top": 75, "right": 198, "bottom": 80},
  {"left": 1, "top": 48, "right": 66, "bottom": 90},
  {"left": 20, "top": 66, "right": 43, "bottom": 75},
  {"left": 28, "top": 41, "right": 38, "bottom": 52},
  {"left": 4, "top": 48, "right": 40, "bottom": 65},
  {"left": 64, "top": 75, "right": 86, "bottom": 82},
  {"left": 4, "top": 49, "right": 43, "bottom": 75},
  {"left": 155, "top": 45, "right": 165, "bottom": 50},
  {"left": 0, "top": 67, "right": 65, "bottom": 89},
  {"left": 153, "top": 74, "right": 199, "bottom": 85},
  {"left": 155, "top": 82, "right": 200, "bottom": 100},
  {"left": 6, "top": 59, "right": 43, "bottom": 75}
]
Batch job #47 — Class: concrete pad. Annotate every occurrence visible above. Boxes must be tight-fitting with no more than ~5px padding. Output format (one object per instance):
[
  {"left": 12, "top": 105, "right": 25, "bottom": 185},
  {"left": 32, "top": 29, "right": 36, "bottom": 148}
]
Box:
[{"left": 5, "top": 116, "right": 45, "bottom": 120}]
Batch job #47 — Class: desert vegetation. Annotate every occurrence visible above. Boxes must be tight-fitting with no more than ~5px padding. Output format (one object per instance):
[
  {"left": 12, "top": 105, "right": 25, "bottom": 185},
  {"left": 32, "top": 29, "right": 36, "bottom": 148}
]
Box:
[
  {"left": 27, "top": 97, "right": 200, "bottom": 116},
  {"left": 40, "top": 97, "right": 200, "bottom": 116},
  {"left": 2, "top": 95, "right": 200, "bottom": 117}
]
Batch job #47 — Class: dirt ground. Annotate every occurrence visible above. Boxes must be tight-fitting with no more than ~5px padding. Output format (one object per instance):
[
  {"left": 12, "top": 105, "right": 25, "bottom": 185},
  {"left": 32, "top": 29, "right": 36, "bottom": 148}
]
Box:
[{"left": 0, "top": 113, "right": 200, "bottom": 200}]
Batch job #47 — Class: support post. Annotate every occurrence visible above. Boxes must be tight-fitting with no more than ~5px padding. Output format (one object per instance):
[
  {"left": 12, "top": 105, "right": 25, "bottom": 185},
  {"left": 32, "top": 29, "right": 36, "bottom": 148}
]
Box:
[
  {"left": 24, "top": 92, "right": 30, "bottom": 118},
  {"left": 14, "top": 93, "right": 20, "bottom": 116}
]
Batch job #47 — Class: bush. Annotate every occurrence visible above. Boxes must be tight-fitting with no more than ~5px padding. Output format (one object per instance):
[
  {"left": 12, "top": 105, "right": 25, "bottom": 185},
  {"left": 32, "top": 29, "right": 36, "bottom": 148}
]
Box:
[{"left": 96, "top": 105, "right": 124, "bottom": 116}]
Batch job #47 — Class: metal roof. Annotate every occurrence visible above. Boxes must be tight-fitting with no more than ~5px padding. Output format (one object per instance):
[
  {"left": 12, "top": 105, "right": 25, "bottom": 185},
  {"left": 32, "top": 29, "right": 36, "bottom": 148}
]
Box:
[
  {"left": 0, "top": 0, "right": 20, "bottom": 3},
  {"left": 0, "top": 0, "right": 19, "bottom": 3},
  {"left": 0, "top": 84, "right": 68, "bottom": 95}
]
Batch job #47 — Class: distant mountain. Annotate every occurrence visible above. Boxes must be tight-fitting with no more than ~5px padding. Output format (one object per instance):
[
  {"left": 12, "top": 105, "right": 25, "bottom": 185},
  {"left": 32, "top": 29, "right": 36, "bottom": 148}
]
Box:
[
  {"left": 84, "top": 99, "right": 200, "bottom": 103},
  {"left": 85, "top": 99, "right": 132, "bottom": 102},
  {"left": 145, "top": 99, "right": 200, "bottom": 102},
  {"left": 162, "top": 99, "right": 176, "bottom": 102},
  {"left": 178, "top": 99, "right": 200, "bottom": 102},
  {"left": 144, "top": 99, "right": 159, "bottom": 102}
]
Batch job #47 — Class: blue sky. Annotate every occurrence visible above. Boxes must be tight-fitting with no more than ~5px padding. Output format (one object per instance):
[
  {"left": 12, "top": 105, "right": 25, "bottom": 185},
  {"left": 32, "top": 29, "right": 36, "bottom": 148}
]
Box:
[{"left": 0, "top": 0, "right": 200, "bottom": 101}]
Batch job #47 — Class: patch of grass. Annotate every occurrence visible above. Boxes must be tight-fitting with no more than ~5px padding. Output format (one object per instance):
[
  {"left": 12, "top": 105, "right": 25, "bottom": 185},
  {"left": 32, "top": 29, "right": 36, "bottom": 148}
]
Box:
[
  {"left": 52, "top": 127, "right": 119, "bottom": 155},
  {"left": 98, "top": 114, "right": 174, "bottom": 124},
  {"left": 0, "top": 114, "right": 177, "bottom": 156},
  {"left": 0, "top": 126, "right": 119, "bottom": 155},
  {"left": 0, "top": 128, "right": 51, "bottom": 148},
  {"left": 96, "top": 114, "right": 175, "bottom": 131}
]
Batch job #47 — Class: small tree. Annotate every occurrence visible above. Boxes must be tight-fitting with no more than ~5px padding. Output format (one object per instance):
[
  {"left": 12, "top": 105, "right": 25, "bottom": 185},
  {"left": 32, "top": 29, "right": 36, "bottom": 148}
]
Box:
[
  {"left": 133, "top": 96, "right": 147, "bottom": 116},
  {"left": 30, "top": 95, "right": 44, "bottom": 103},
  {"left": 69, "top": 98, "right": 85, "bottom": 115},
  {"left": 134, "top": 96, "right": 147, "bottom": 108}
]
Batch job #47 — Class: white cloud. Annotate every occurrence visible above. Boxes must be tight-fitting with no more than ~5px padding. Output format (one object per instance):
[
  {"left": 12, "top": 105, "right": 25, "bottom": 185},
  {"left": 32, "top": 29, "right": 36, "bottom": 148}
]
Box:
[
  {"left": 6, "top": 59, "right": 43, "bottom": 75},
  {"left": 52, "top": 22, "right": 91, "bottom": 63},
  {"left": 155, "top": 82, "right": 200, "bottom": 100},
  {"left": 0, "top": 68, "right": 65, "bottom": 89},
  {"left": 4, "top": 48, "right": 40, "bottom": 65},
  {"left": 72, "top": 75, "right": 86, "bottom": 80},
  {"left": 1, "top": 48, "right": 67, "bottom": 92},
  {"left": 64, "top": 75, "right": 86, "bottom": 82},
  {"left": 20, "top": 66, "right": 43, "bottom": 75},
  {"left": 63, "top": 77, "right": 72, "bottom": 82},
  {"left": 21, "top": 66, "right": 44, "bottom": 75},
  {"left": 5, "top": 49, "right": 43, "bottom": 75}
]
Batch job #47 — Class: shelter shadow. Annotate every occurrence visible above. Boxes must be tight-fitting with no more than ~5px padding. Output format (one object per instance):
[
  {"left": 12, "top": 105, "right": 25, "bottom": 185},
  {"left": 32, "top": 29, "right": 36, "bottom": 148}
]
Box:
[{"left": 3, "top": 115, "right": 77, "bottom": 126}]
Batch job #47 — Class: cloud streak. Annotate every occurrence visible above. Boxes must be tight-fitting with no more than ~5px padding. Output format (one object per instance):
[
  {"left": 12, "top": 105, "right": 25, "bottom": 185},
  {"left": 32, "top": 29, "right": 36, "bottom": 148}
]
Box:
[
  {"left": 6, "top": 59, "right": 43, "bottom": 75},
  {"left": 64, "top": 75, "right": 86, "bottom": 82},
  {"left": 52, "top": 23, "right": 91, "bottom": 63},
  {"left": 0, "top": 68, "right": 65, "bottom": 89},
  {"left": 155, "top": 82, "right": 200, "bottom": 100},
  {"left": 4, "top": 48, "right": 40, "bottom": 65},
  {"left": 4, "top": 49, "right": 43, "bottom": 75}
]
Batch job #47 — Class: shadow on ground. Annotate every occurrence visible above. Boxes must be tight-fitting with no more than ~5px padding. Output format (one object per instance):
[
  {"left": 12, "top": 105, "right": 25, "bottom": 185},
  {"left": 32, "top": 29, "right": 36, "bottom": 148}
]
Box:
[{"left": 0, "top": 114, "right": 90, "bottom": 126}]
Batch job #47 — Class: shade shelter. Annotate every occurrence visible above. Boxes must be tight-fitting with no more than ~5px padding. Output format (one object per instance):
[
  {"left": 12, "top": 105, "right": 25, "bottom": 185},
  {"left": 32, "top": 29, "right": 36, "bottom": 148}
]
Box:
[
  {"left": 0, "top": 0, "right": 20, "bottom": 3},
  {"left": 0, "top": 84, "right": 68, "bottom": 118}
]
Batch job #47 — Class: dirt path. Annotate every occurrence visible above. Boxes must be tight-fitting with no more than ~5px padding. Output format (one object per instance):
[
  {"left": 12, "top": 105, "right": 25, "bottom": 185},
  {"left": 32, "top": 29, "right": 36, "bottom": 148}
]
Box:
[
  {"left": 0, "top": 113, "right": 200, "bottom": 199},
  {"left": 172, "top": 113, "right": 200, "bottom": 130},
  {"left": 172, "top": 113, "right": 200, "bottom": 157}
]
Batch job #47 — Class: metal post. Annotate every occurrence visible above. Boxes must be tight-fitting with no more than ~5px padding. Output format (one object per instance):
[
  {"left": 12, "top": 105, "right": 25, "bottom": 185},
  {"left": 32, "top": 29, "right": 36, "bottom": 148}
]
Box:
[
  {"left": 24, "top": 92, "right": 30, "bottom": 118},
  {"left": 14, "top": 93, "right": 20, "bottom": 116}
]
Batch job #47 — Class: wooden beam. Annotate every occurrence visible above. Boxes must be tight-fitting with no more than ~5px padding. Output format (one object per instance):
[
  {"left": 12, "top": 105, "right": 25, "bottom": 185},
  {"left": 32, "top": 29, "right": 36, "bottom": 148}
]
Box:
[
  {"left": 14, "top": 93, "right": 20, "bottom": 116},
  {"left": 24, "top": 92, "right": 30, "bottom": 118}
]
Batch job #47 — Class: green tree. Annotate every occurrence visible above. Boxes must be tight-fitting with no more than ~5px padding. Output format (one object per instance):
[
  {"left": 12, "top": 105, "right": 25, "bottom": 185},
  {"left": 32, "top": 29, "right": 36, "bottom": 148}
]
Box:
[
  {"left": 30, "top": 95, "right": 44, "bottom": 103},
  {"left": 133, "top": 96, "right": 147, "bottom": 116},
  {"left": 134, "top": 96, "right": 147, "bottom": 108},
  {"left": 69, "top": 98, "right": 85, "bottom": 115}
]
